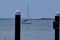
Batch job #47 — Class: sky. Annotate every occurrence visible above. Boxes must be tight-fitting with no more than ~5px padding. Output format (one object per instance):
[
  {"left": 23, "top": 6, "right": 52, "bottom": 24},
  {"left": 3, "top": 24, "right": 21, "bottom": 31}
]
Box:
[{"left": 0, "top": 0, "right": 60, "bottom": 19}]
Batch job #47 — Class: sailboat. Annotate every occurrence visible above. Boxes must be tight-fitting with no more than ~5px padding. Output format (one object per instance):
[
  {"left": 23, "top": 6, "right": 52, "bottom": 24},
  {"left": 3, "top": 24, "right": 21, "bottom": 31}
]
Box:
[{"left": 21, "top": 0, "right": 31, "bottom": 24}]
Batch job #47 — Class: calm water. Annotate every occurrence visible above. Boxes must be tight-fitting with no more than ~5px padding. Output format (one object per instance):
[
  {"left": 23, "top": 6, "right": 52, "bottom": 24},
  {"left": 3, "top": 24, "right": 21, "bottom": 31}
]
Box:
[{"left": 0, "top": 19, "right": 54, "bottom": 40}]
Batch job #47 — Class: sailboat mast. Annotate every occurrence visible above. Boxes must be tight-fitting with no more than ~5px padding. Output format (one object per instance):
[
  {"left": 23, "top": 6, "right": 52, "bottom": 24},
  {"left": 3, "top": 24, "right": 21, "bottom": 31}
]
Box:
[{"left": 27, "top": 0, "right": 29, "bottom": 20}]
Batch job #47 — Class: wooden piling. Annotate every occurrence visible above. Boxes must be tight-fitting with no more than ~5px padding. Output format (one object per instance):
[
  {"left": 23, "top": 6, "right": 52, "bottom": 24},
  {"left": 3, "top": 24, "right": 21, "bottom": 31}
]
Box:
[
  {"left": 15, "top": 9, "right": 21, "bottom": 40},
  {"left": 53, "top": 16, "right": 59, "bottom": 40}
]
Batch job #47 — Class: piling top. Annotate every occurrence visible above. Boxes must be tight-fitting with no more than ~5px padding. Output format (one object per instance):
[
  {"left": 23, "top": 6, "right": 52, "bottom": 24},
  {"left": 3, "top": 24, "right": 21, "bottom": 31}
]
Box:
[
  {"left": 16, "top": 9, "right": 20, "bottom": 12},
  {"left": 15, "top": 9, "right": 21, "bottom": 15},
  {"left": 55, "top": 11, "right": 60, "bottom": 16}
]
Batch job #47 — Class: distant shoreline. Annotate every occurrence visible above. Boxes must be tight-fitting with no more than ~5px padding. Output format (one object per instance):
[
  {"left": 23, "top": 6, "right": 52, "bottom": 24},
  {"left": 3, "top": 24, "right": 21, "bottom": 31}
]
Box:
[
  {"left": 0, "top": 18, "right": 14, "bottom": 20},
  {"left": 0, "top": 18, "right": 54, "bottom": 20},
  {"left": 39, "top": 18, "right": 54, "bottom": 20}
]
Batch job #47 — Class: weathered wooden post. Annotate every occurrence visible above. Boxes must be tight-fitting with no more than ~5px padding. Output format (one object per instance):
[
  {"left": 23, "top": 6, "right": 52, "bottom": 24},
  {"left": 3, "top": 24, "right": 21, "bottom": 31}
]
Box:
[
  {"left": 53, "top": 12, "right": 60, "bottom": 40},
  {"left": 15, "top": 9, "right": 21, "bottom": 40}
]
